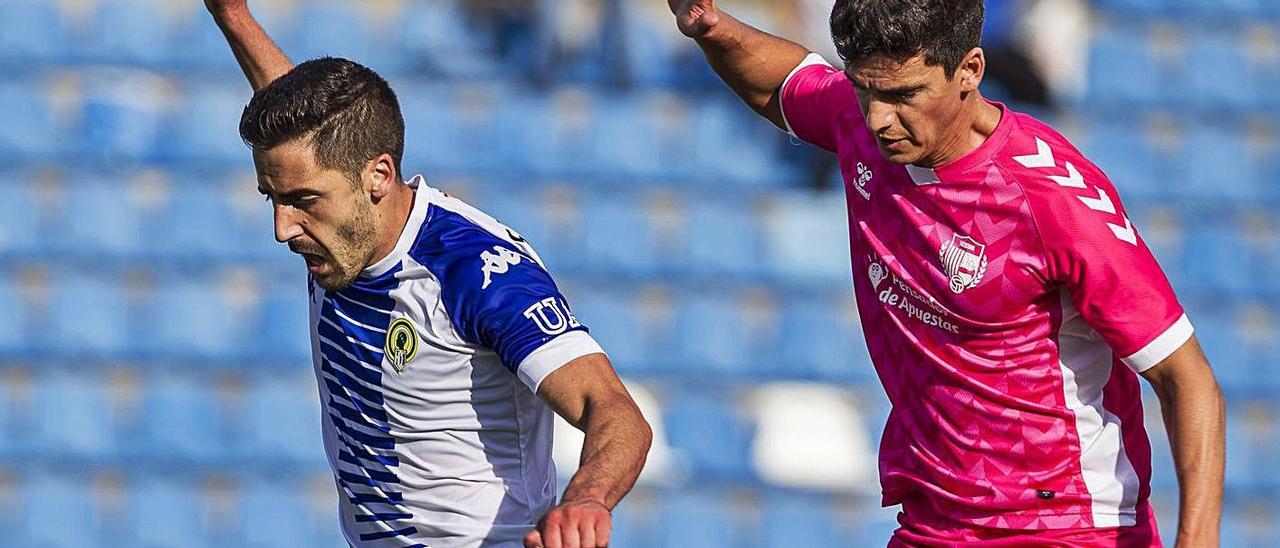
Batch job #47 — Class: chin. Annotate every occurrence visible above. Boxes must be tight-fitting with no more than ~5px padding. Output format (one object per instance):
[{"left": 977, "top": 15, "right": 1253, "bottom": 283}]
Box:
[
  {"left": 877, "top": 148, "right": 921, "bottom": 165},
  {"left": 313, "top": 269, "right": 360, "bottom": 291}
]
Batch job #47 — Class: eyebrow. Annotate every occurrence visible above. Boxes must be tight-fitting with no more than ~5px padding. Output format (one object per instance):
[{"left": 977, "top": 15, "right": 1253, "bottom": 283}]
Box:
[
  {"left": 258, "top": 186, "right": 322, "bottom": 200},
  {"left": 846, "top": 75, "right": 926, "bottom": 95}
]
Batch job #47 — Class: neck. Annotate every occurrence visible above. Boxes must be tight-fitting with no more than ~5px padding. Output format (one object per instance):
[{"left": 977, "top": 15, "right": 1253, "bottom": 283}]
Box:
[
  {"left": 921, "top": 94, "right": 1003, "bottom": 167},
  {"left": 367, "top": 180, "right": 416, "bottom": 269}
]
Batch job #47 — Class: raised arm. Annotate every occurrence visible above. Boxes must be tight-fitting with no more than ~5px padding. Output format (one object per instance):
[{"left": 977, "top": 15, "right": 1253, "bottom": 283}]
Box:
[
  {"left": 669, "top": 0, "right": 813, "bottom": 129},
  {"left": 525, "top": 354, "right": 652, "bottom": 548},
  {"left": 205, "top": 0, "right": 293, "bottom": 91},
  {"left": 1141, "top": 336, "right": 1225, "bottom": 547}
]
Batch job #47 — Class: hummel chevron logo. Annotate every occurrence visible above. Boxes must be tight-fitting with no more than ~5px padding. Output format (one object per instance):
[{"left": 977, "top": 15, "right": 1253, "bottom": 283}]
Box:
[
  {"left": 1078, "top": 186, "right": 1115, "bottom": 214},
  {"left": 1048, "top": 162, "right": 1087, "bottom": 189},
  {"left": 1013, "top": 137, "right": 1137, "bottom": 246},
  {"left": 1013, "top": 138, "right": 1056, "bottom": 169},
  {"left": 1110, "top": 215, "right": 1138, "bottom": 245}
]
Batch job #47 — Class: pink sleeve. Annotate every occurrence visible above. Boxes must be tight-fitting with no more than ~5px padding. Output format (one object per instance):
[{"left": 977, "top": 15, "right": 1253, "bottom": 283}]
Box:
[
  {"left": 1025, "top": 144, "right": 1193, "bottom": 373},
  {"left": 779, "top": 53, "right": 860, "bottom": 153}
]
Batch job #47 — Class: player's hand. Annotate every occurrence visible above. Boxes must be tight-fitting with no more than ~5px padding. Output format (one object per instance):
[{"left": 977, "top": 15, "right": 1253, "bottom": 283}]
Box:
[
  {"left": 523, "top": 499, "right": 612, "bottom": 548},
  {"left": 669, "top": 0, "right": 722, "bottom": 39},
  {"left": 204, "top": 0, "right": 247, "bottom": 17}
]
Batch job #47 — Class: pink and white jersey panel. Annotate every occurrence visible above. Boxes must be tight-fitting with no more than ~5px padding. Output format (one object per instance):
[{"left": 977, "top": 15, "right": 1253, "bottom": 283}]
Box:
[{"left": 780, "top": 54, "right": 1192, "bottom": 530}]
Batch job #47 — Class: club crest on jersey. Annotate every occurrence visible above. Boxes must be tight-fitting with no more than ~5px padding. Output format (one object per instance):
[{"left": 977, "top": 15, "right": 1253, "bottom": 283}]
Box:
[
  {"left": 939, "top": 234, "right": 988, "bottom": 294},
  {"left": 385, "top": 318, "right": 419, "bottom": 372}
]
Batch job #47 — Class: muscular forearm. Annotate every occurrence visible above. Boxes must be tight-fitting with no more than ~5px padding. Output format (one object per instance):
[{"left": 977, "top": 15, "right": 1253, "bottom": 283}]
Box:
[
  {"left": 209, "top": 5, "right": 293, "bottom": 91},
  {"left": 1156, "top": 375, "right": 1225, "bottom": 546},
  {"left": 679, "top": 10, "right": 810, "bottom": 127},
  {"left": 560, "top": 398, "right": 652, "bottom": 509}
]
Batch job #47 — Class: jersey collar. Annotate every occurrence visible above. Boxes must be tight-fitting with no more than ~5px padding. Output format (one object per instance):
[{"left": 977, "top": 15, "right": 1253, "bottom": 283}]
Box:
[
  {"left": 362, "top": 175, "right": 430, "bottom": 279},
  {"left": 912, "top": 100, "right": 1012, "bottom": 185}
]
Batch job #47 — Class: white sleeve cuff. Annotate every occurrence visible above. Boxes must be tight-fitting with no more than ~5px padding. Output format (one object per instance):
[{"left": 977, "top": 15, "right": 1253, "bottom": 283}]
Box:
[
  {"left": 779, "top": 52, "right": 835, "bottom": 138},
  {"left": 517, "top": 331, "right": 606, "bottom": 393},
  {"left": 1121, "top": 314, "right": 1194, "bottom": 373}
]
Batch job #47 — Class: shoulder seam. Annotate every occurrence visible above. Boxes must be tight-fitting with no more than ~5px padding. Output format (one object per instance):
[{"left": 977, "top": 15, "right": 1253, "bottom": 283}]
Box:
[{"left": 994, "top": 160, "right": 1058, "bottom": 285}]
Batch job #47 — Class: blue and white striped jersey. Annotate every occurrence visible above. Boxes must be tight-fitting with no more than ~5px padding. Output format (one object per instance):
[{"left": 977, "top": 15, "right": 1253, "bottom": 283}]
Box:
[{"left": 306, "top": 176, "right": 603, "bottom": 547}]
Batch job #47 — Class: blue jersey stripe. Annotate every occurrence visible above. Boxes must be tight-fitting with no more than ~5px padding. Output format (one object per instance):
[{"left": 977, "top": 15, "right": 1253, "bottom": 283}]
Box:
[
  {"left": 321, "top": 360, "right": 385, "bottom": 406},
  {"left": 360, "top": 526, "right": 418, "bottom": 542},
  {"left": 318, "top": 320, "right": 386, "bottom": 368},
  {"left": 321, "top": 376, "right": 388, "bottom": 423},
  {"left": 330, "top": 398, "right": 391, "bottom": 433},
  {"left": 328, "top": 410, "right": 395, "bottom": 449},
  {"left": 347, "top": 491, "right": 405, "bottom": 505},
  {"left": 339, "top": 452, "right": 400, "bottom": 482},
  {"left": 355, "top": 512, "right": 414, "bottom": 523},
  {"left": 319, "top": 337, "right": 384, "bottom": 385},
  {"left": 336, "top": 433, "right": 400, "bottom": 467},
  {"left": 329, "top": 293, "right": 393, "bottom": 327}
]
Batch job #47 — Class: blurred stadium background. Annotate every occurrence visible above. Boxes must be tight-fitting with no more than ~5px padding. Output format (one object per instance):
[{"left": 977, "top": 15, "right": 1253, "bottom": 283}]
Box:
[{"left": 0, "top": 0, "right": 1277, "bottom": 546}]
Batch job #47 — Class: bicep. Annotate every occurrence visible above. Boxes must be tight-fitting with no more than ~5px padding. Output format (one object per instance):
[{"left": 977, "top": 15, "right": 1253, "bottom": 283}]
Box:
[
  {"left": 536, "top": 353, "right": 632, "bottom": 430},
  {"left": 1140, "top": 335, "right": 1215, "bottom": 392}
]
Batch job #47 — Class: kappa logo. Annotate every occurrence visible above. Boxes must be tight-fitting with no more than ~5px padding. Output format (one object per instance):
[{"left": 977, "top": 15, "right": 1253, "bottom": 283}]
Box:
[
  {"left": 481, "top": 245, "right": 525, "bottom": 289},
  {"left": 854, "top": 162, "right": 873, "bottom": 200},
  {"left": 385, "top": 318, "right": 419, "bottom": 373},
  {"left": 939, "top": 234, "right": 989, "bottom": 294}
]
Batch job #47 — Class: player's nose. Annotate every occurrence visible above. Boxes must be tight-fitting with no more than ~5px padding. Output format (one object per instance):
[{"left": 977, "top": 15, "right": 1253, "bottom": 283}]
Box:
[
  {"left": 865, "top": 98, "right": 898, "bottom": 135},
  {"left": 273, "top": 205, "right": 304, "bottom": 243}
]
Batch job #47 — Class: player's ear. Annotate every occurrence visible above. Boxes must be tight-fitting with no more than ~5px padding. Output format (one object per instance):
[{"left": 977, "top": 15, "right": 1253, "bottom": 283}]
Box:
[
  {"left": 955, "top": 47, "right": 985, "bottom": 93},
  {"left": 365, "top": 153, "right": 398, "bottom": 200}
]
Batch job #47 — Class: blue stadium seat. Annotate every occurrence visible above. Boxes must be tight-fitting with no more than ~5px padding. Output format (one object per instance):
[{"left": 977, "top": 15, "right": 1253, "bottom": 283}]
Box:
[
  {"left": 761, "top": 494, "right": 841, "bottom": 548},
  {"left": 686, "top": 200, "right": 761, "bottom": 277},
  {"left": 691, "top": 99, "right": 790, "bottom": 186},
  {"left": 396, "top": 1, "right": 500, "bottom": 79},
  {"left": 236, "top": 478, "right": 317, "bottom": 548},
  {"left": 77, "top": 73, "right": 169, "bottom": 164},
  {"left": 48, "top": 272, "right": 130, "bottom": 358},
  {"left": 136, "top": 376, "right": 229, "bottom": 464},
  {"left": 1175, "top": 35, "right": 1257, "bottom": 110},
  {"left": 77, "top": 0, "right": 170, "bottom": 66},
  {"left": 568, "top": 288, "right": 647, "bottom": 373},
  {"left": 165, "top": 84, "right": 253, "bottom": 165},
  {"left": 777, "top": 300, "right": 867, "bottom": 383},
  {"left": 257, "top": 286, "right": 313, "bottom": 363},
  {"left": 663, "top": 396, "right": 755, "bottom": 480},
  {"left": 126, "top": 476, "right": 212, "bottom": 548},
  {"left": 0, "top": 175, "right": 40, "bottom": 257},
  {"left": 580, "top": 195, "right": 658, "bottom": 273},
  {"left": 592, "top": 96, "right": 666, "bottom": 178},
  {"left": 148, "top": 278, "right": 239, "bottom": 361},
  {"left": 151, "top": 187, "right": 240, "bottom": 260},
  {"left": 1087, "top": 30, "right": 1162, "bottom": 105},
  {"left": 675, "top": 294, "right": 750, "bottom": 374},
  {"left": 0, "top": 0, "right": 67, "bottom": 66},
  {"left": 1181, "top": 226, "right": 1252, "bottom": 296},
  {"left": 0, "top": 83, "right": 58, "bottom": 161},
  {"left": 14, "top": 474, "right": 102, "bottom": 548},
  {"left": 0, "top": 280, "right": 27, "bottom": 356},
  {"left": 658, "top": 491, "right": 751, "bottom": 548},
  {"left": 762, "top": 191, "right": 851, "bottom": 283},
  {"left": 28, "top": 373, "right": 116, "bottom": 459},
  {"left": 239, "top": 376, "right": 325, "bottom": 467},
  {"left": 1082, "top": 122, "right": 1164, "bottom": 201},
  {"left": 170, "top": 9, "right": 242, "bottom": 73},
  {"left": 56, "top": 178, "right": 144, "bottom": 258},
  {"left": 1180, "top": 124, "right": 1262, "bottom": 202}
]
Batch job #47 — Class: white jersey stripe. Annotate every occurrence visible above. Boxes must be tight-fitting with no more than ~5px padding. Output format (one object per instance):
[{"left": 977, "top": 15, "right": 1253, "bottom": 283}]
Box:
[{"left": 1056, "top": 291, "right": 1140, "bottom": 527}]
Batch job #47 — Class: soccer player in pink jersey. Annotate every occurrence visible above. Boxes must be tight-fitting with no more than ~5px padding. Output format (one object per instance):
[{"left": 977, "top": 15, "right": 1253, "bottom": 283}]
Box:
[{"left": 669, "top": 0, "right": 1225, "bottom": 546}]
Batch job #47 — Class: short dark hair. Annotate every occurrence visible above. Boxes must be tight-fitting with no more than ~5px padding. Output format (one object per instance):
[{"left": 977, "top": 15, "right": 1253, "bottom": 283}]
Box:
[
  {"left": 830, "top": 0, "right": 984, "bottom": 76},
  {"left": 240, "top": 57, "right": 405, "bottom": 182}
]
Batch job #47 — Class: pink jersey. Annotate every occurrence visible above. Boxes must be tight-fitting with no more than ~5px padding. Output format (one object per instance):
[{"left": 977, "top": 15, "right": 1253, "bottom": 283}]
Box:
[{"left": 780, "top": 54, "right": 1192, "bottom": 532}]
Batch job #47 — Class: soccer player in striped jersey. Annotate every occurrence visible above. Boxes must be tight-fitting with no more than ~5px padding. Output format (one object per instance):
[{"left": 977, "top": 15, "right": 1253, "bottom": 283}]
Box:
[
  {"left": 206, "top": 2, "right": 652, "bottom": 547},
  {"left": 669, "top": 0, "right": 1224, "bottom": 545}
]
